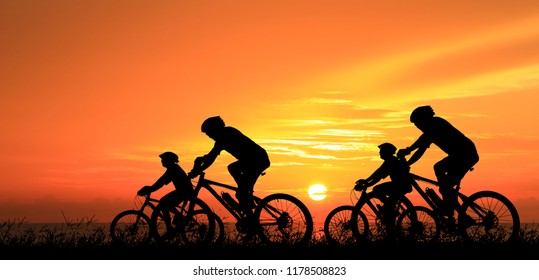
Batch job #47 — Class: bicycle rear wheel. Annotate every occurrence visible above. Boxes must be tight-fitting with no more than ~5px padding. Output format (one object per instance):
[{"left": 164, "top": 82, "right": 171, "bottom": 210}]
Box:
[
  {"left": 207, "top": 210, "right": 225, "bottom": 245},
  {"left": 179, "top": 208, "right": 217, "bottom": 246},
  {"left": 110, "top": 210, "right": 152, "bottom": 245},
  {"left": 459, "top": 190, "right": 520, "bottom": 243},
  {"left": 324, "top": 205, "right": 368, "bottom": 245},
  {"left": 254, "top": 193, "right": 313, "bottom": 246},
  {"left": 351, "top": 192, "right": 414, "bottom": 241},
  {"left": 396, "top": 206, "right": 440, "bottom": 242},
  {"left": 150, "top": 198, "right": 215, "bottom": 245}
]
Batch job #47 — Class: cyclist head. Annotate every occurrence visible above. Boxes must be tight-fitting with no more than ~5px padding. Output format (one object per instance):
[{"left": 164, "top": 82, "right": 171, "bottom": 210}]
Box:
[
  {"left": 410, "top": 105, "right": 435, "bottom": 129},
  {"left": 378, "top": 143, "right": 397, "bottom": 159},
  {"left": 201, "top": 116, "right": 225, "bottom": 135},
  {"left": 159, "top": 151, "right": 179, "bottom": 165}
]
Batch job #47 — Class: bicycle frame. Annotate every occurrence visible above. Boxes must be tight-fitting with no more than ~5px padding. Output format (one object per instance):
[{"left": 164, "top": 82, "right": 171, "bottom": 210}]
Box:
[
  {"left": 354, "top": 182, "right": 413, "bottom": 229},
  {"left": 190, "top": 172, "right": 296, "bottom": 232},
  {"left": 140, "top": 193, "right": 202, "bottom": 230},
  {"left": 190, "top": 172, "right": 263, "bottom": 223},
  {"left": 137, "top": 194, "right": 191, "bottom": 220},
  {"left": 110, "top": 194, "right": 169, "bottom": 245},
  {"left": 409, "top": 174, "right": 445, "bottom": 212},
  {"left": 409, "top": 173, "right": 493, "bottom": 220},
  {"left": 137, "top": 195, "right": 160, "bottom": 214}
]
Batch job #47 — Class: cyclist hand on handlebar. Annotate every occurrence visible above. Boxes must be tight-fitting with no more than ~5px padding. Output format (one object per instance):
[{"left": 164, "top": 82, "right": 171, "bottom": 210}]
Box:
[
  {"left": 188, "top": 156, "right": 206, "bottom": 178},
  {"left": 397, "top": 148, "right": 410, "bottom": 159},
  {"left": 354, "top": 179, "right": 368, "bottom": 191},
  {"left": 137, "top": 186, "right": 152, "bottom": 196}
]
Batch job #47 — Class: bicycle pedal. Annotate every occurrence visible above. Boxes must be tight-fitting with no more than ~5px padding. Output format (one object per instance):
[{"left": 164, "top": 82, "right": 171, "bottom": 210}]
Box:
[{"left": 162, "top": 231, "right": 177, "bottom": 240}]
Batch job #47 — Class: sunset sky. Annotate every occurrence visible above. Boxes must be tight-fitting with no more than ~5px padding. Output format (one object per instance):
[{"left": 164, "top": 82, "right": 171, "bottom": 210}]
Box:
[{"left": 2, "top": 0, "right": 539, "bottom": 227}]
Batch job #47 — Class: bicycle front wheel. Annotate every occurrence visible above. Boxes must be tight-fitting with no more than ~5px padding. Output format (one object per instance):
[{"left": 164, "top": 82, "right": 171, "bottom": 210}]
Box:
[
  {"left": 324, "top": 205, "right": 368, "bottom": 246},
  {"left": 254, "top": 193, "right": 313, "bottom": 246},
  {"left": 110, "top": 210, "right": 152, "bottom": 245},
  {"left": 459, "top": 190, "right": 520, "bottom": 243}
]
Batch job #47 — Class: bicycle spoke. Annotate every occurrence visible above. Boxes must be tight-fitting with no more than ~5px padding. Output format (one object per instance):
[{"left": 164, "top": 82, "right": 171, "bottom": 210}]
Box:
[
  {"left": 324, "top": 205, "right": 361, "bottom": 245},
  {"left": 461, "top": 191, "right": 520, "bottom": 243},
  {"left": 255, "top": 194, "right": 313, "bottom": 246},
  {"left": 110, "top": 210, "right": 152, "bottom": 245},
  {"left": 181, "top": 210, "right": 214, "bottom": 245}
]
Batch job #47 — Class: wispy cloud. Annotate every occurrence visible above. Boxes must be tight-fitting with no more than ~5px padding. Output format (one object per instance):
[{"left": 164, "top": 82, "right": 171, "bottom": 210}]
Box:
[
  {"left": 319, "top": 90, "right": 351, "bottom": 95},
  {"left": 265, "top": 146, "right": 337, "bottom": 160},
  {"left": 304, "top": 97, "right": 352, "bottom": 104}
]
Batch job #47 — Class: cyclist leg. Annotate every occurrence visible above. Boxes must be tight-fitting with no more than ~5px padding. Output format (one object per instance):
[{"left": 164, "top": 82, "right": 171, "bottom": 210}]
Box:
[
  {"left": 227, "top": 161, "right": 254, "bottom": 218},
  {"left": 159, "top": 191, "right": 186, "bottom": 235},
  {"left": 229, "top": 160, "right": 269, "bottom": 216},
  {"left": 372, "top": 183, "right": 396, "bottom": 228},
  {"left": 227, "top": 161, "right": 243, "bottom": 188},
  {"left": 436, "top": 156, "right": 478, "bottom": 217},
  {"left": 237, "top": 170, "right": 262, "bottom": 216},
  {"left": 434, "top": 157, "right": 456, "bottom": 216},
  {"left": 433, "top": 157, "right": 451, "bottom": 187}
]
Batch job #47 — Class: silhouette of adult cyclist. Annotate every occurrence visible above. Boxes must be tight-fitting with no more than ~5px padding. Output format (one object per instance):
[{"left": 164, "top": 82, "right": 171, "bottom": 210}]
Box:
[
  {"left": 398, "top": 106, "right": 479, "bottom": 217},
  {"left": 189, "top": 116, "right": 271, "bottom": 223}
]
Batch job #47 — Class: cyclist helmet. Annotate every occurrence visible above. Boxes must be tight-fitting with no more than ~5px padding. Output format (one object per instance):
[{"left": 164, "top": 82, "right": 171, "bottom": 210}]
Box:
[
  {"left": 201, "top": 116, "right": 225, "bottom": 133},
  {"left": 410, "top": 105, "right": 435, "bottom": 123},
  {"left": 159, "top": 151, "right": 179, "bottom": 163},
  {"left": 378, "top": 143, "right": 397, "bottom": 155}
]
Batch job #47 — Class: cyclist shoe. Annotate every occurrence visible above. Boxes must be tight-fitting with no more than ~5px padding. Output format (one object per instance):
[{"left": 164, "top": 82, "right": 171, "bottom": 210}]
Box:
[
  {"left": 240, "top": 232, "right": 257, "bottom": 244},
  {"left": 162, "top": 230, "right": 177, "bottom": 241},
  {"left": 440, "top": 202, "right": 455, "bottom": 217},
  {"left": 458, "top": 214, "right": 475, "bottom": 228},
  {"left": 172, "top": 215, "right": 185, "bottom": 227},
  {"left": 236, "top": 217, "right": 256, "bottom": 234},
  {"left": 443, "top": 216, "right": 457, "bottom": 232}
]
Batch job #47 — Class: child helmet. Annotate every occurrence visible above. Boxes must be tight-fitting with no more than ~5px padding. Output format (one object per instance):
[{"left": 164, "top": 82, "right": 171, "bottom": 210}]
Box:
[
  {"left": 159, "top": 151, "right": 179, "bottom": 163},
  {"left": 410, "top": 105, "right": 435, "bottom": 123},
  {"left": 378, "top": 143, "right": 397, "bottom": 155},
  {"left": 201, "top": 116, "right": 225, "bottom": 133}
]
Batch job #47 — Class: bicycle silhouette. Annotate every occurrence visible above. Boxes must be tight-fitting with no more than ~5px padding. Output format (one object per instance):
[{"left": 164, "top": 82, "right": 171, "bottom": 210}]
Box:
[
  {"left": 324, "top": 181, "right": 415, "bottom": 245},
  {"left": 345, "top": 168, "right": 521, "bottom": 243},
  {"left": 185, "top": 170, "right": 314, "bottom": 246},
  {"left": 326, "top": 155, "right": 520, "bottom": 244},
  {"left": 388, "top": 171, "right": 521, "bottom": 243},
  {"left": 110, "top": 191, "right": 221, "bottom": 246}
]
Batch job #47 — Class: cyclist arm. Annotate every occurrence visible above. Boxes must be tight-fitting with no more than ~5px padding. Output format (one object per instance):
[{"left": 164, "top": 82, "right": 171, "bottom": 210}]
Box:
[
  {"left": 198, "top": 153, "right": 217, "bottom": 170},
  {"left": 191, "top": 144, "right": 221, "bottom": 175},
  {"left": 358, "top": 163, "right": 389, "bottom": 188},
  {"left": 148, "top": 177, "right": 168, "bottom": 192},
  {"left": 407, "top": 145, "right": 427, "bottom": 166},
  {"left": 401, "top": 134, "right": 430, "bottom": 166},
  {"left": 139, "top": 171, "right": 172, "bottom": 195}
]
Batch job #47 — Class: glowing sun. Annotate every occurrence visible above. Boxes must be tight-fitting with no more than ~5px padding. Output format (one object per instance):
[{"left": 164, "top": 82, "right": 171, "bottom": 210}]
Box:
[{"left": 308, "top": 184, "right": 327, "bottom": 201}]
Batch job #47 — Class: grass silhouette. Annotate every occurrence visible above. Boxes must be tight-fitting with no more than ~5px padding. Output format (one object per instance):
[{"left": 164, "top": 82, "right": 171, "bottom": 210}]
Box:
[{"left": 1, "top": 216, "right": 539, "bottom": 260}]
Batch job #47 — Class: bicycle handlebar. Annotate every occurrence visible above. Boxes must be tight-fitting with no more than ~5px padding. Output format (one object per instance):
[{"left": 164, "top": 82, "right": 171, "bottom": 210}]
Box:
[{"left": 187, "top": 168, "right": 204, "bottom": 179}]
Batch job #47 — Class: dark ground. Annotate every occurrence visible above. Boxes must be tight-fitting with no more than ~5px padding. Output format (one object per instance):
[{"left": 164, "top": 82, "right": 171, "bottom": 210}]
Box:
[{"left": 2, "top": 241, "right": 538, "bottom": 260}]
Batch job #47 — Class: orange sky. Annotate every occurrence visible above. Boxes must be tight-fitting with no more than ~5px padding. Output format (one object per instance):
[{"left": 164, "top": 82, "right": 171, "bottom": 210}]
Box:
[{"left": 1, "top": 1, "right": 539, "bottom": 227}]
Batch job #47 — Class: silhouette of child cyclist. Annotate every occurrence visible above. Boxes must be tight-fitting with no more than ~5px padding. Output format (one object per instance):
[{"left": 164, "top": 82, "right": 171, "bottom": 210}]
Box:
[
  {"left": 137, "top": 151, "right": 193, "bottom": 239},
  {"left": 354, "top": 143, "right": 413, "bottom": 231},
  {"left": 189, "top": 116, "right": 270, "bottom": 224},
  {"left": 399, "top": 106, "right": 479, "bottom": 218}
]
